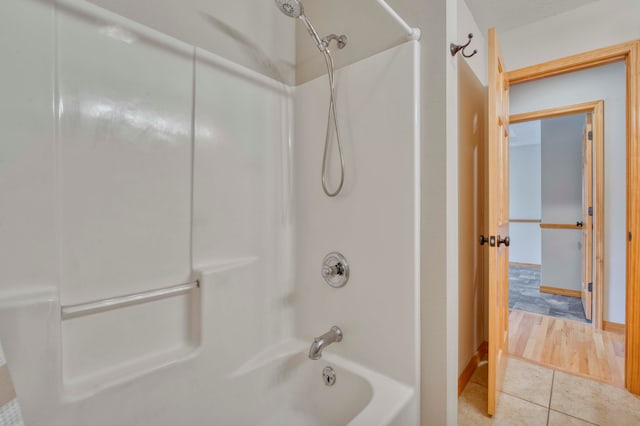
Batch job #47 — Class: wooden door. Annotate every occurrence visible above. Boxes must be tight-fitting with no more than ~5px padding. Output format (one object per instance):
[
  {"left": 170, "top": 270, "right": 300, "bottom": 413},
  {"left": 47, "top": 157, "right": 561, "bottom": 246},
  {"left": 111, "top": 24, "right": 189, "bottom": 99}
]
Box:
[
  {"left": 487, "top": 28, "right": 510, "bottom": 416},
  {"left": 581, "top": 114, "right": 594, "bottom": 320}
]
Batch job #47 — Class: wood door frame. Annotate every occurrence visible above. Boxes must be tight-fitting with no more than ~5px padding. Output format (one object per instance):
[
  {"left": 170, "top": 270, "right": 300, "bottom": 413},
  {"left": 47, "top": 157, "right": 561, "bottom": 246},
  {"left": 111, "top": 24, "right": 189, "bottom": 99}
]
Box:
[
  {"left": 510, "top": 100, "right": 604, "bottom": 329},
  {"left": 506, "top": 40, "right": 640, "bottom": 394}
]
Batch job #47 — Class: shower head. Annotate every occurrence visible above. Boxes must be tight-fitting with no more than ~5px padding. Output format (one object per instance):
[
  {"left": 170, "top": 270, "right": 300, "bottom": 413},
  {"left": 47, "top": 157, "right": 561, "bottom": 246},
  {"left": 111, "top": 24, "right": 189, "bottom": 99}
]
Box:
[
  {"left": 274, "top": 0, "right": 329, "bottom": 53},
  {"left": 275, "top": 0, "right": 304, "bottom": 19}
]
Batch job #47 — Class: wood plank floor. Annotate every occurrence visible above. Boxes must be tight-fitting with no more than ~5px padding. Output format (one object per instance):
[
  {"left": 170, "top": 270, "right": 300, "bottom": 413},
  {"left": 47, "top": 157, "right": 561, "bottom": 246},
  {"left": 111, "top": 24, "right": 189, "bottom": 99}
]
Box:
[{"left": 508, "top": 309, "right": 625, "bottom": 387}]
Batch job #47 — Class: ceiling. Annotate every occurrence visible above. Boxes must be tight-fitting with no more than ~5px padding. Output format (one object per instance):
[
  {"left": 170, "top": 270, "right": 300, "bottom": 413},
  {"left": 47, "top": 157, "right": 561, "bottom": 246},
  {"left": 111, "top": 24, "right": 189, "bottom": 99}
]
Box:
[{"left": 464, "top": 0, "right": 600, "bottom": 33}]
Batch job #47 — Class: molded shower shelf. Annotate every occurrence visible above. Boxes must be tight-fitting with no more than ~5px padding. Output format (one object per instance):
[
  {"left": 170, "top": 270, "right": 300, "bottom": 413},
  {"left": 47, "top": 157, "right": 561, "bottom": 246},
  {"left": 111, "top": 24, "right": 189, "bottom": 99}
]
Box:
[{"left": 61, "top": 288, "right": 201, "bottom": 400}]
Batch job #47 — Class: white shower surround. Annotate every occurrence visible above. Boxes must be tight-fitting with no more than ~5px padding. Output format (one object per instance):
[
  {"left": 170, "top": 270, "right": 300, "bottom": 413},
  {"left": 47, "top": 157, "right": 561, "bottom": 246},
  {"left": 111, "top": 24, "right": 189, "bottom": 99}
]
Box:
[
  {"left": 294, "top": 42, "right": 421, "bottom": 390},
  {"left": 0, "top": 0, "right": 421, "bottom": 424}
]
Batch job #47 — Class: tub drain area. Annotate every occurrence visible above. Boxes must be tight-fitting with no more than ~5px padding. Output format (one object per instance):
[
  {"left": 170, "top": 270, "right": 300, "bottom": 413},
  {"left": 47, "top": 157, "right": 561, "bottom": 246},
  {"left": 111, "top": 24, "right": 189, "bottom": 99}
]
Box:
[{"left": 322, "top": 366, "right": 336, "bottom": 386}]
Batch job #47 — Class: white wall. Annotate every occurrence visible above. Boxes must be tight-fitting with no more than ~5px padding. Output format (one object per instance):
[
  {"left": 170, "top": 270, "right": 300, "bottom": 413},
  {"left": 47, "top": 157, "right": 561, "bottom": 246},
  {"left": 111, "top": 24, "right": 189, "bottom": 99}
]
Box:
[
  {"left": 541, "top": 114, "right": 585, "bottom": 292},
  {"left": 510, "top": 143, "right": 541, "bottom": 219},
  {"left": 502, "top": 0, "right": 640, "bottom": 70},
  {"left": 541, "top": 115, "right": 585, "bottom": 223},
  {"left": 0, "top": 0, "right": 295, "bottom": 423},
  {"left": 509, "top": 143, "right": 542, "bottom": 265},
  {"left": 510, "top": 223, "right": 542, "bottom": 265},
  {"left": 510, "top": 62, "right": 626, "bottom": 323},
  {"left": 294, "top": 41, "right": 420, "bottom": 422}
]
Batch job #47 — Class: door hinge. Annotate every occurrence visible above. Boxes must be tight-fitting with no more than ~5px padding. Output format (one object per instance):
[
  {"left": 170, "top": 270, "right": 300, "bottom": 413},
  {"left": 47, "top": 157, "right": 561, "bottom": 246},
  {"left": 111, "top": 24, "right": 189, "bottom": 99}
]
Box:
[
  {"left": 588, "top": 207, "right": 593, "bottom": 217},
  {"left": 588, "top": 282, "right": 593, "bottom": 292},
  {"left": 588, "top": 130, "right": 593, "bottom": 141},
  {"left": 630, "top": 231, "right": 633, "bottom": 242}
]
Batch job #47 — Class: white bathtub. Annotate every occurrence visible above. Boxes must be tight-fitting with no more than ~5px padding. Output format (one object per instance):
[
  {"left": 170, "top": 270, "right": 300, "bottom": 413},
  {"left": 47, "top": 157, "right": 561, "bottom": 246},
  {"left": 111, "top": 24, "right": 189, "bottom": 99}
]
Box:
[{"left": 231, "top": 340, "right": 415, "bottom": 426}]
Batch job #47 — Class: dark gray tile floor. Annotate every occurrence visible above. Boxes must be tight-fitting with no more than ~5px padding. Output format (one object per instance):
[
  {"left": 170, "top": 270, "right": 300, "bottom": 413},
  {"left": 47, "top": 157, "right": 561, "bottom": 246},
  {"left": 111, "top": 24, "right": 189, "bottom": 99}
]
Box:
[{"left": 509, "top": 265, "right": 589, "bottom": 323}]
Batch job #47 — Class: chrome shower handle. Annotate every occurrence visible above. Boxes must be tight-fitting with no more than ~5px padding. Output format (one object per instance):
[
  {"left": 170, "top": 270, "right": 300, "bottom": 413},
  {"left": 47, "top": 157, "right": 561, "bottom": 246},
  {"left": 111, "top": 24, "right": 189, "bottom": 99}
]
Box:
[
  {"left": 322, "top": 263, "right": 344, "bottom": 278},
  {"left": 322, "top": 265, "right": 337, "bottom": 278},
  {"left": 321, "top": 253, "right": 349, "bottom": 288}
]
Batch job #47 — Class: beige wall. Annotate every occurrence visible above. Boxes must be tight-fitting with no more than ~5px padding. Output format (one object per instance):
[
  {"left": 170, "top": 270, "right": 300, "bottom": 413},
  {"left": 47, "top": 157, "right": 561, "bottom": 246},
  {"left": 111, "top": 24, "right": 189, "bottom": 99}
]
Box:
[
  {"left": 456, "top": 0, "right": 488, "bottom": 380},
  {"left": 457, "top": 58, "right": 486, "bottom": 376}
]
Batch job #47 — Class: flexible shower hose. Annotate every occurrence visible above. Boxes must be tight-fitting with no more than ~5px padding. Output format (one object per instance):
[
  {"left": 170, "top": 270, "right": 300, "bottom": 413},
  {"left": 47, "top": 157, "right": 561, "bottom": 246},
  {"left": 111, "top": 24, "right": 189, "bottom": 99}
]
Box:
[{"left": 320, "top": 50, "right": 345, "bottom": 197}]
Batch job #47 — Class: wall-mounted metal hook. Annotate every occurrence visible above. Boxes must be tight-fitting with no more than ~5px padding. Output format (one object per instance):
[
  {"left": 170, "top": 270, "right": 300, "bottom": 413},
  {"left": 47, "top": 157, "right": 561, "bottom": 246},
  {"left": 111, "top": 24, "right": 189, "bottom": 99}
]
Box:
[{"left": 450, "top": 33, "right": 478, "bottom": 58}]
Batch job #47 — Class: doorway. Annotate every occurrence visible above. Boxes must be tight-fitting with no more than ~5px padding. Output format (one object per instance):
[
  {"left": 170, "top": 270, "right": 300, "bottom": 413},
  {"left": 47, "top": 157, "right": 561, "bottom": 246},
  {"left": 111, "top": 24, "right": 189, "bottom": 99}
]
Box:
[
  {"left": 486, "top": 34, "right": 640, "bottom": 416},
  {"left": 507, "top": 102, "right": 604, "bottom": 326},
  {"left": 504, "top": 102, "right": 624, "bottom": 386}
]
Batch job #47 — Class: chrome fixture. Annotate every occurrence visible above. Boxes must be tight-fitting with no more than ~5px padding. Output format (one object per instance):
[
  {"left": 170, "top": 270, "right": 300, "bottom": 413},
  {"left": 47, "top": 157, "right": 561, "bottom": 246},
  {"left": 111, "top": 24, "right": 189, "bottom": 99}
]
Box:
[
  {"left": 322, "top": 366, "right": 337, "bottom": 386},
  {"left": 309, "top": 326, "right": 343, "bottom": 360},
  {"left": 322, "top": 34, "right": 348, "bottom": 50},
  {"left": 274, "top": 1, "right": 348, "bottom": 54},
  {"left": 319, "top": 47, "right": 345, "bottom": 197},
  {"left": 321, "top": 252, "right": 349, "bottom": 288},
  {"left": 274, "top": 0, "right": 326, "bottom": 53},
  {"left": 274, "top": 0, "right": 346, "bottom": 197}
]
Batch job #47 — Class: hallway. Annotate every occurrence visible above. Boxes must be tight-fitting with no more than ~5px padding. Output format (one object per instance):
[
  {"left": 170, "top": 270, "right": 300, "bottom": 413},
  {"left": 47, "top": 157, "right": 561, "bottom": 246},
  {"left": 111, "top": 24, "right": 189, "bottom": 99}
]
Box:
[{"left": 509, "top": 265, "right": 588, "bottom": 323}]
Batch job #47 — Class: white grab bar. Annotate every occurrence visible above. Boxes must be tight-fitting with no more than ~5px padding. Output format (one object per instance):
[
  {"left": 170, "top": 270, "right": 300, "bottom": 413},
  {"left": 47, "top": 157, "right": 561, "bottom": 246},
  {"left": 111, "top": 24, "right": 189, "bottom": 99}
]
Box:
[
  {"left": 376, "top": 0, "right": 421, "bottom": 41},
  {"left": 61, "top": 280, "right": 199, "bottom": 320}
]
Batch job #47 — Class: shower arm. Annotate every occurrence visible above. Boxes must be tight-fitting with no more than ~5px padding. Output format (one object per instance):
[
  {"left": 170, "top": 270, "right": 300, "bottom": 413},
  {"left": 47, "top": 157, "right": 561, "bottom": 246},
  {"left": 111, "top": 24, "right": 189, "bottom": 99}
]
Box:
[{"left": 375, "top": 0, "right": 421, "bottom": 41}]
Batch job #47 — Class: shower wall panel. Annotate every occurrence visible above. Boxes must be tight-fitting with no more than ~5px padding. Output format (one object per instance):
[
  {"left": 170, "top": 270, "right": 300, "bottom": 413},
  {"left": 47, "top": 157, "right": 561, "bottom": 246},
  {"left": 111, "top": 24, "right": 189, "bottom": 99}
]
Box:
[
  {"left": 0, "top": 0, "right": 294, "bottom": 424},
  {"left": 193, "top": 47, "right": 295, "bottom": 352},
  {"left": 0, "top": 1, "right": 59, "bottom": 422},
  {"left": 57, "top": 0, "right": 193, "bottom": 305},
  {"left": 193, "top": 51, "right": 291, "bottom": 269},
  {"left": 294, "top": 42, "right": 420, "bottom": 388},
  {"left": 0, "top": 0, "right": 56, "bottom": 295}
]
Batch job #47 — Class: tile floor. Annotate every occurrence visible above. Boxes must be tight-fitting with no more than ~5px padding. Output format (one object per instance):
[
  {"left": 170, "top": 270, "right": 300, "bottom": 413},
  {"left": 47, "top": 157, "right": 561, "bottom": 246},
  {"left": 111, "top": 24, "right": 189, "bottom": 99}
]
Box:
[
  {"left": 459, "top": 356, "right": 640, "bottom": 425},
  {"left": 509, "top": 265, "right": 588, "bottom": 323}
]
